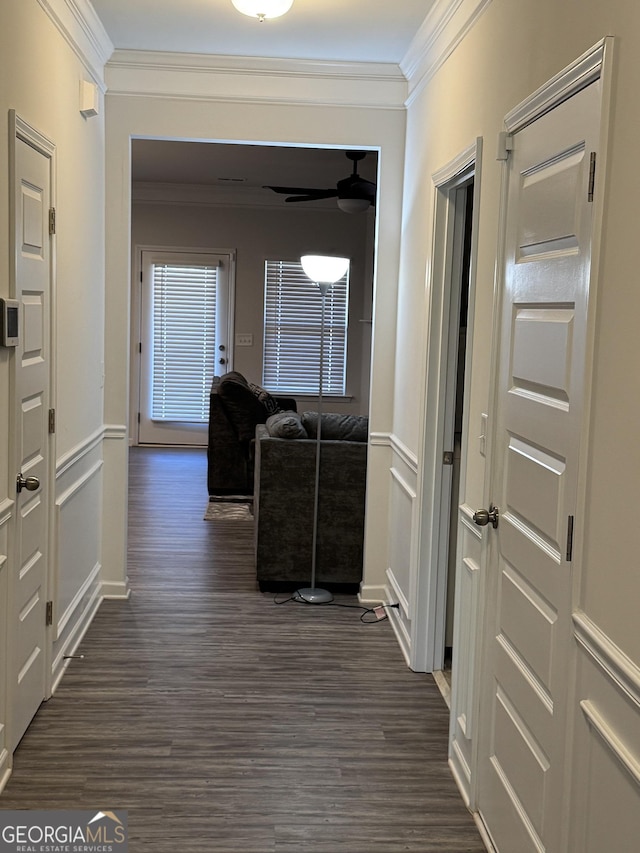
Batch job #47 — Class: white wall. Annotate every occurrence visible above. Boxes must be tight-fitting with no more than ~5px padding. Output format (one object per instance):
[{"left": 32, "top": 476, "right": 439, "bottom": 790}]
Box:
[
  {"left": 129, "top": 190, "right": 375, "bottom": 436},
  {"left": 0, "top": 0, "right": 111, "bottom": 783},
  {"left": 391, "top": 0, "right": 640, "bottom": 845}
]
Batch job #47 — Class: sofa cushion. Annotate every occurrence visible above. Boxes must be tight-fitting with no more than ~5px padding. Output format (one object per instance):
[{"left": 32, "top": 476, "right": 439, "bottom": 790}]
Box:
[
  {"left": 265, "top": 411, "right": 307, "bottom": 439},
  {"left": 301, "top": 412, "right": 368, "bottom": 442},
  {"left": 218, "top": 372, "right": 280, "bottom": 442}
]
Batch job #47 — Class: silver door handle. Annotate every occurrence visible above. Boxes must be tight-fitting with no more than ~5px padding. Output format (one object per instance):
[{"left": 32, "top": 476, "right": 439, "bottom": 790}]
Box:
[
  {"left": 16, "top": 474, "right": 40, "bottom": 493},
  {"left": 473, "top": 504, "right": 499, "bottom": 529}
]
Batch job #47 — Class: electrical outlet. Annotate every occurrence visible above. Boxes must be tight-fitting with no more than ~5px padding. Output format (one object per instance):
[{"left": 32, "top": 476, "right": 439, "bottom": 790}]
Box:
[{"left": 235, "top": 333, "right": 253, "bottom": 347}]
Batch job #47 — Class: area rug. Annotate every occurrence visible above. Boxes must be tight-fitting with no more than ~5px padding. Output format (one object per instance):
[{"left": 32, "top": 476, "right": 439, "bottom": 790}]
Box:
[{"left": 204, "top": 498, "right": 253, "bottom": 521}]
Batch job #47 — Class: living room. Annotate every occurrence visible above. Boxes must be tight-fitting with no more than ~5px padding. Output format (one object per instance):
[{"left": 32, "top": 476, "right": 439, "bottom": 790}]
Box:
[{"left": 128, "top": 139, "right": 377, "bottom": 449}]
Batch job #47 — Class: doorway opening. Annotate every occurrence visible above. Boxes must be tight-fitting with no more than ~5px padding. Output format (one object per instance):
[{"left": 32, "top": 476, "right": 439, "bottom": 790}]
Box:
[
  {"left": 412, "top": 141, "right": 481, "bottom": 678},
  {"left": 128, "top": 140, "right": 378, "bottom": 448},
  {"left": 442, "top": 181, "right": 474, "bottom": 687}
]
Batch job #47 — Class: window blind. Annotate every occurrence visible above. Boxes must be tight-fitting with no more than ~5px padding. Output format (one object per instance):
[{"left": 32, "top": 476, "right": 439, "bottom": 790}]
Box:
[
  {"left": 263, "top": 259, "right": 349, "bottom": 395},
  {"left": 151, "top": 263, "right": 217, "bottom": 422}
]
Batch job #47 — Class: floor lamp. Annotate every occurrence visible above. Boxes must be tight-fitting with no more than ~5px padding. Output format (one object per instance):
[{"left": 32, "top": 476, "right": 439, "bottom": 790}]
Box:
[{"left": 294, "top": 254, "right": 350, "bottom": 604}]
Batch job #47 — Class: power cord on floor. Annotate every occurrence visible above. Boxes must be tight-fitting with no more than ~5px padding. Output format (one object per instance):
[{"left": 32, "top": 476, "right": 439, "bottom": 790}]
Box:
[{"left": 274, "top": 595, "right": 400, "bottom": 623}]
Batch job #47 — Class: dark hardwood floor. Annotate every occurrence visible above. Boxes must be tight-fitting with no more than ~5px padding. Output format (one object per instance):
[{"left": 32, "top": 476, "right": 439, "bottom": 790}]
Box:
[{"left": 1, "top": 446, "right": 486, "bottom": 852}]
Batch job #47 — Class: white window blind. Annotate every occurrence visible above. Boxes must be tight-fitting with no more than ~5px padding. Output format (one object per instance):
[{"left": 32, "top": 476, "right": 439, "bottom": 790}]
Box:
[
  {"left": 263, "top": 259, "right": 349, "bottom": 395},
  {"left": 151, "top": 263, "right": 217, "bottom": 422}
]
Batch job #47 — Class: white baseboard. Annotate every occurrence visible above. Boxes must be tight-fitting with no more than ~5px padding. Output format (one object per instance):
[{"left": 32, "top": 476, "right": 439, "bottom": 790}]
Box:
[
  {"left": 358, "top": 583, "right": 386, "bottom": 603},
  {"left": 50, "top": 587, "right": 103, "bottom": 694},
  {"left": 0, "top": 751, "right": 10, "bottom": 796},
  {"left": 101, "top": 579, "right": 131, "bottom": 599}
]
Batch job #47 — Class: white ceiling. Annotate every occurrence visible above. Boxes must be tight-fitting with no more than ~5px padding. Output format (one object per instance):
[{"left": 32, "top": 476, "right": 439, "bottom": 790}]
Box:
[
  {"left": 96, "top": 0, "right": 424, "bottom": 205},
  {"left": 131, "top": 140, "right": 378, "bottom": 198},
  {"left": 90, "top": 0, "right": 434, "bottom": 65}
]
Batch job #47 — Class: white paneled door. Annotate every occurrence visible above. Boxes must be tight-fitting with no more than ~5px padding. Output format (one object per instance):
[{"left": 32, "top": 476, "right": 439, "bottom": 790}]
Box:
[
  {"left": 138, "top": 250, "right": 233, "bottom": 446},
  {"left": 10, "top": 121, "right": 53, "bottom": 750},
  {"left": 476, "top": 81, "right": 600, "bottom": 852}
]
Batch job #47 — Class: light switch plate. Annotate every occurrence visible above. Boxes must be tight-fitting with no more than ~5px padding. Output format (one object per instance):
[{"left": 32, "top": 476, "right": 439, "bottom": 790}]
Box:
[{"left": 235, "top": 333, "right": 253, "bottom": 347}]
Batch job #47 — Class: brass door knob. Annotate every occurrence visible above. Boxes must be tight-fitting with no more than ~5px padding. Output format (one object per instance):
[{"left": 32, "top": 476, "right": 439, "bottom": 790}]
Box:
[
  {"left": 473, "top": 504, "right": 499, "bottom": 529},
  {"left": 16, "top": 474, "right": 40, "bottom": 493}
]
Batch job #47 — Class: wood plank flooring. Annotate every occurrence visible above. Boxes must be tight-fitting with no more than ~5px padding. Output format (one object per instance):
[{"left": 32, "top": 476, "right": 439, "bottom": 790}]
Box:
[{"left": 1, "top": 446, "right": 486, "bottom": 852}]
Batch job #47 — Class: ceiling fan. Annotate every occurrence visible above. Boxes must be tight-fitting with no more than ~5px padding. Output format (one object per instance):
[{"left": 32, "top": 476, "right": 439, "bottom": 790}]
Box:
[{"left": 264, "top": 151, "right": 376, "bottom": 213}]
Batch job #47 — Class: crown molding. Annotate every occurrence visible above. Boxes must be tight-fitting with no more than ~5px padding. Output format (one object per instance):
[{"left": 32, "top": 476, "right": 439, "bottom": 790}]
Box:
[
  {"left": 105, "top": 49, "right": 408, "bottom": 109},
  {"left": 37, "top": 0, "right": 113, "bottom": 86},
  {"left": 400, "top": 0, "right": 492, "bottom": 106},
  {"left": 108, "top": 50, "right": 403, "bottom": 80}
]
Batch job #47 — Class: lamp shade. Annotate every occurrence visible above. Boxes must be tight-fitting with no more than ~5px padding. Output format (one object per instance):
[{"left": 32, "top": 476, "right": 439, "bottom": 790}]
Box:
[
  {"left": 300, "top": 255, "right": 350, "bottom": 284},
  {"left": 231, "top": 0, "right": 293, "bottom": 19}
]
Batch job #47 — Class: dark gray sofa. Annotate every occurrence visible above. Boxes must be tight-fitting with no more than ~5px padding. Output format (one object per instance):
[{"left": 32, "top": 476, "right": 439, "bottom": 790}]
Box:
[
  {"left": 253, "top": 413, "right": 368, "bottom": 592},
  {"left": 207, "top": 372, "right": 297, "bottom": 496}
]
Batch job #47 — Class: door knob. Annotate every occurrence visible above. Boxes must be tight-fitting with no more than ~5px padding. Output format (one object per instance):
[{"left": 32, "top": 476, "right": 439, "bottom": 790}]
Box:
[
  {"left": 16, "top": 474, "right": 40, "bottom": 493},
  {"left": 473, "top": 504, "right": 499, "bottom": 529}
]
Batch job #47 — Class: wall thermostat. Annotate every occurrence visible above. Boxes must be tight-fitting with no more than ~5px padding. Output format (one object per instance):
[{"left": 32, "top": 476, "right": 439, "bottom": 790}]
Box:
[{"left": 0, "top": 298, "right": 19, "bottom": 347}]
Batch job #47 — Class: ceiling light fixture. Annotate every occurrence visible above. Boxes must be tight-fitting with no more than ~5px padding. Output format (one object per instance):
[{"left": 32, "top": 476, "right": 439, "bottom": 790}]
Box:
[
  {"left": 337, "top": 197, "right": 371, "bottom": 214},
  {"left": 231, "top": 0, "right": 294, "bottom": 22}
]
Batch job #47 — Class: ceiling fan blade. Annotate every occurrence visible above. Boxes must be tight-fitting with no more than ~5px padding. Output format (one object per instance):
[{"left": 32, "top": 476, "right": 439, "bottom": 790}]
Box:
[
  {"left": 264, "top": 151, "right": 376, "bottom": 209},
  {"left": 284, "top": 190, "right": 338, "bottom": 203},
  {"left": 264, "top": 185, "right": 334, "bottom": 196}
]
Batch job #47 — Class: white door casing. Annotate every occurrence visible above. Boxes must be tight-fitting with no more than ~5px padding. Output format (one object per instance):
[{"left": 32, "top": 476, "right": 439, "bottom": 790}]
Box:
[
  {"left": 412, "top": 139, "right": 481, "bottom": 673},
  {"left": 476, "top": 78, "right": 601, "bottom": 851},
  {"left": 137, "top": 249, "right": 234, "bottom": 446},
  {"left": 9, "top": 115, "right": 54, "bottom": 751}
]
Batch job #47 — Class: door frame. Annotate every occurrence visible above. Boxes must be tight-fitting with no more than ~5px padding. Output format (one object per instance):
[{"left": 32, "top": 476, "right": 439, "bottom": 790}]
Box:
[
  {"left": 8, "top": 111, "right": 57, "bottom": 715},
  {"left": 130, "top": 244, "right": 236, "bottom": 446},
  {"left": 411, "top": 138, "right": 482, "bottom": 673},
  {"left": 472, "top": 36, "right": 614, "bottom": 835}
]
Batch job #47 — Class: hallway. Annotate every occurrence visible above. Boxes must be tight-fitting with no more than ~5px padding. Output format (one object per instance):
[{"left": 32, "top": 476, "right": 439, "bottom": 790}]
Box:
[{"left": 0, "top": 447, "right": 485, "bottom": 852}]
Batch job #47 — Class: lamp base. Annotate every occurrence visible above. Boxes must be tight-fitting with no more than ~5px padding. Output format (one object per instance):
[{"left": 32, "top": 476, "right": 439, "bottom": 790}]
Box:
[{"left": 293, "top": 587, "right": 334, "bottom": 604}]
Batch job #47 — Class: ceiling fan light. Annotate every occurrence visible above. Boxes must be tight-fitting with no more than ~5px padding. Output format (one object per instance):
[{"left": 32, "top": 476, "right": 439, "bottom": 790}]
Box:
[
  {"left": 301, "top": 255, "right": 350, "bottom": 285},
  {"left": 337, "top": 197, "right": 370, "bottom": 214},
  {"left": 231, "top": 0, "right": 294, "bottom": 20}
]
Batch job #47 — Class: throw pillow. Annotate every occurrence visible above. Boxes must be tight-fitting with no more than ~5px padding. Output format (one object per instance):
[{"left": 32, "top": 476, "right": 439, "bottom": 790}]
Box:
[
  {"left": 265, "top": 411, "right": 307, "bottom": 439},
  {"left": 301, "top": 412, "right": 369, "bottom": 442},
  {"left": 249, "top": 382, "right": 281, "bottom": 416}
]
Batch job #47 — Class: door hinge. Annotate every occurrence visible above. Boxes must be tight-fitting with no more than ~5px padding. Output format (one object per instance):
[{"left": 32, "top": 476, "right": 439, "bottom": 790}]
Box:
[
  {"left": 49, "top": 207, "right": 56, "bottom": 235},
  {"left": 138, "top": 341, "right": 142, "bottom": 354},
  {"left": 443, "top": 451, "right": 454, "bottom": 465},
  {"left": 497, "top": 131, "right": 514, "bottom": 161},
  {"left": 48, "top": 408, "right": 56, "bottom": 434},
  {"left": 137, "top": 412, "right": 141, "bottom": 424},
  {"left": 588, "top": 152, "right": 596, "bottom": 202},
  {"left": 140, "top": 270, "right": 143, "bottom": 283},
  {"left": 566, "top": 515, "right": 575, "bottom": 562},
  {"left": 46, "top": 601, "right": 53, "bottom": 626}
]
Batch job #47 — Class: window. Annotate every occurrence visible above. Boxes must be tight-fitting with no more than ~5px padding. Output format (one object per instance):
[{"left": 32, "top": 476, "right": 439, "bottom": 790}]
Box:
[
  {"left": 150, "top": 261, "right": 218, "bottom": 422},
  {"left": 263, "top": 259, "right": 349, "bottom": 395}
]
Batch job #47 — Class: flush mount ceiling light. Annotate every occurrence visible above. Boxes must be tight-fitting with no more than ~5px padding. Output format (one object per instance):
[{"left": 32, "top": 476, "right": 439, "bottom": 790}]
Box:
[{"left": 231, "top": 0, "right": 294, "bottom": 21}]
